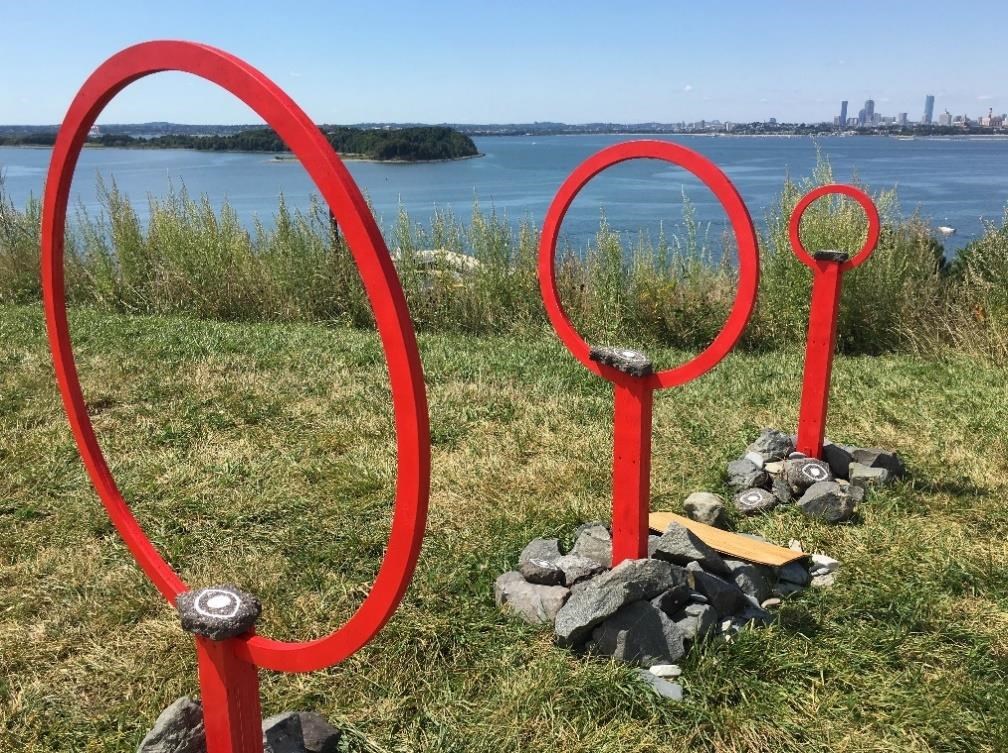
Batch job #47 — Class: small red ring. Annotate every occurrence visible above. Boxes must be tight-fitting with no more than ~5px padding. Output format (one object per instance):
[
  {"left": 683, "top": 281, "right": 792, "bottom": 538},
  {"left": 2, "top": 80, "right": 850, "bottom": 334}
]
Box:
[
  {"left": 788, "top": 184, "right": 880, "bottom": 272},
  {"left": 538, "top": 140, "right": 760, "bottom": 389}
]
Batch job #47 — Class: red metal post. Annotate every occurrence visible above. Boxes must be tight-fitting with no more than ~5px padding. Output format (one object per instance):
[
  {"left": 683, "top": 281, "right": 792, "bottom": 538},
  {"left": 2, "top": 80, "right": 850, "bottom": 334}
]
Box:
[
  {"left": 795, "top": 261, "right": 843, "bottom": 458},
  {"left": 196, "top": 638, "right": 264, "bottom": 753},
  {"left": 788, "top": 185, "right": 881, "bottom": 460},
  {"left": 611, "top": 380, "right": 654, "bottom": 563},
  {"left": 538, "top": 141, "right": 760, "bottom": 565}
]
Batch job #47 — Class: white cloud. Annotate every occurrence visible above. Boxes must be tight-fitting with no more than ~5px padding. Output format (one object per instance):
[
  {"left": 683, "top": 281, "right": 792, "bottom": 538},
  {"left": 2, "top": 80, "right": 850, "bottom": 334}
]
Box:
[
  {"left": 977, "top": 94, "right": 993, "bottom": 101},
  {"left": 683, "top": 84, "right": 693, "bottom": 93}
]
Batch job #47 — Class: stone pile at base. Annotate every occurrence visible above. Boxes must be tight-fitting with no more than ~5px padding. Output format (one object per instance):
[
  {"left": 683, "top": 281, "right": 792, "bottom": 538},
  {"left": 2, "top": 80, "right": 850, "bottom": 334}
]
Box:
[
  {"left": 725, "top": 428, "right": 905, "bottom": 523},
  {"left": 136, "top": 697, "right": 342, "bottom": 753},
  {"left": 495, "top": 521, "right": 841, "bottom": 700}
]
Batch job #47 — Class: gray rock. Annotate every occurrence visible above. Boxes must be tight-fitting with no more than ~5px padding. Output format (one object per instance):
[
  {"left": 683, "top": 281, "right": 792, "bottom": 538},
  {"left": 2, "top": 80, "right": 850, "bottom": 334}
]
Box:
[
  {"left": 733, "top": 487, "right": 778, "bottom": 515},
  {"left": 764, "top": 461, "right": 785, "bottom": 476},
  {"left": 821, "top": 442, "right": 855, "bottom": 479},
  {"left": 649, "top": 663, "right": 682, "bottom": 678},
  {"left": 652, "top": 522, "right": 730, "bottom": 575},
  {"left": 635, "top": 668, "right": 684, "bottom": 700},
  {"left": 554, "top": 559, "right": 678, "bottom": 647},
  {"left": 571, "top": 524, "right": 612, "bottom": 567},
  {"left": 811, "top": 572, "right": 837, "bottom": 588},
  {"left": 649, "top": 583, "right": 692, "bottom": 616},
  {"left": 519, "top": 538, "right": 562, "bottom": 566},
  {"left": 746, "top": 428, "right": 795, "bottom": 462},
  {"left": 494, "top": 571, "right": 569, "bottom": 625},
  {"left": 136, "top": 696, "right": 205, "bottom": 753},
  {"left": 797, "top": 481, "right": 856, "bottom": 523},
  {"left": 175, "top": 585, "right": 261, "bottom": 641},
  {"left": 777, "top": 560, "right": 811, "bottom": 586},
  {"left": 297, "top": 712, "right": 341, "bottom": 753},
  {"left": 590, "top": 601, "right": 687, "bottom": 666},
  {"left": 736, "top": 604, "right": 774, "bottom": 625},
  {"left": 262, "top": 712, "right": 303, "bottom": 753},
  {"left": 519, "top": 558, "right": 564, "bottom": 586},
  {"left": 672, "top": 602, "right": 718, "bottom": 642},
  {"left": 784, "top": 458, "right": 834, "bottom": 494},
  {"left": 848, "top": 462, "right": 891, "bottom": 490},
  {"left": 773, "top": 580, "right": 807, "bottom": 598},
  {"left": 688, "top": 568, "right": 750, "bottom": 617},
  {"left": 726, "top": 458, "right": 769, "bottom": 492},
  {"left": 771, "top": 477, "right": 794, "bottom": 505},
  {"left": 809, "top": 553, "right": 841, "bottom": 577},
  {"left": 588, "top": 345, "right": 654, "bottom": 377},
  {"left": 683, "top": 492, "right": 727, "bottom": 528},
  {"left": 744, "top": 451, "right": 766, "bottom": 468},
  {"left": 648, "top": 534, "right": 661, "bottom": 557},
  {"left": 850, "top": 447, "right": 906, "bottom": 478},
  {"left": 554, "top": 554, "right": 607, "bottom": 586},
  {"left": 724, "top": 559, "right": 772, "bottom": 602}
]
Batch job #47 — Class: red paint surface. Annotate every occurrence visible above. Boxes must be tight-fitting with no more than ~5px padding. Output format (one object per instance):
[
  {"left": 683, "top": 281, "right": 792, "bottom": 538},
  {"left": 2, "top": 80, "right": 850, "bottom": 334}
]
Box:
[
  {"left": 539, "top": 141, "right": 759, "bottom": 564},
  {"left": 788, "top": 184, "right": 880, "bottom": 458},
  {"left": 40, "top": 41, "right": 431, "bottom": 752}
]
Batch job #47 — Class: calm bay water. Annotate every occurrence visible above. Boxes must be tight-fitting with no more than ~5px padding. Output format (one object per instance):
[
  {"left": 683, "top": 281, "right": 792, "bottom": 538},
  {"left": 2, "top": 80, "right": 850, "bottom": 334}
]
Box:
[{"left": 3, "top": 134, "right": 1008, "bottom": 253}]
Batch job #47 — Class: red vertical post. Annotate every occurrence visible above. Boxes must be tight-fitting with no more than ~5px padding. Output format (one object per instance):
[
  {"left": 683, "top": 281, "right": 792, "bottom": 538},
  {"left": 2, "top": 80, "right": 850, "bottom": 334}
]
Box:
[
  {"left": 611, "top": 380, "right": 654, "bottom": 565},
  {"left": 795, "top": 261, "right": 844, "bottom": 458},
  {"left": 195, "top": 638, "right": 264, "bottom": 753}
]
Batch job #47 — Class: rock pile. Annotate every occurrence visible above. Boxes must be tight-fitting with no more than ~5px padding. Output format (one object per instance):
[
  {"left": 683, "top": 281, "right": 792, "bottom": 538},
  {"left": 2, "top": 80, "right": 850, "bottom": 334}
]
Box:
[
  {"left": 725, "top": 428, "right": 905, "bottom": 523},
  {"left": 496, "top": 521, "right": 838, "bottom": 699},
  {"left": 136, "top": 697, "right": 342, "bottom": 753}
]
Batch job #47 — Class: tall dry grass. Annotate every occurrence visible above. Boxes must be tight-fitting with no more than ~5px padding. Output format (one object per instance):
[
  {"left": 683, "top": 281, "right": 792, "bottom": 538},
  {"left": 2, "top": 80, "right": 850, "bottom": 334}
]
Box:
[{"left": 0, "top": 160, "right": 1003, "bottom": 359}]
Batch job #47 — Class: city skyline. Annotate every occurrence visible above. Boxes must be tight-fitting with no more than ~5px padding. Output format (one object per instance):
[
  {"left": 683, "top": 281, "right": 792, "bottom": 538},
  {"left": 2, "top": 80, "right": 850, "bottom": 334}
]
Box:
[{"left": 832, "top": 93, "right": 1005, "bottom": 129}]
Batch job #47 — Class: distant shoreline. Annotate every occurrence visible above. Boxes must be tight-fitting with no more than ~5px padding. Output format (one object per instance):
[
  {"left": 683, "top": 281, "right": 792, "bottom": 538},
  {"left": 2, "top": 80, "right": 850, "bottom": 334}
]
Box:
[{"left": 0, "top": 143, "right": 485, "bottom": 163}]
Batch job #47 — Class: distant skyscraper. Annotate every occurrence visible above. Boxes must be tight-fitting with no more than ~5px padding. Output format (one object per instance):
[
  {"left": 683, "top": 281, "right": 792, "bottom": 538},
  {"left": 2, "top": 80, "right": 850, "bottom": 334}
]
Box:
[
  {"left": 839, "top": 100, "right": 848, "bottom": 126},
  {"left": 923, "top": 95, "right": 935, "bottom": 125},
  {"left": 898, "top": 112, "right": 908, "bottom": 126},
  {"left": 864, "top": 99, "right": 875, "bottom": 124}
]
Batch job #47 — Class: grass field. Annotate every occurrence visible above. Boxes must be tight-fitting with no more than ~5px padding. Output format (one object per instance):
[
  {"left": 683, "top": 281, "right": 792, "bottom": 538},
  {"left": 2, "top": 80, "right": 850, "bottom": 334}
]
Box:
[{"left": 1, "top": 303, "right": 1007, "bottom": 753}]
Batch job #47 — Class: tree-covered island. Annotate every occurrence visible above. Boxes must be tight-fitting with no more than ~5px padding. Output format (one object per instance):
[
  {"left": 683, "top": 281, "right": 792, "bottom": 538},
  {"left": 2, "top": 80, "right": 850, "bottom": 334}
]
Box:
[{"left": 0, "top": 125, "right": 481, "bottom": 162}]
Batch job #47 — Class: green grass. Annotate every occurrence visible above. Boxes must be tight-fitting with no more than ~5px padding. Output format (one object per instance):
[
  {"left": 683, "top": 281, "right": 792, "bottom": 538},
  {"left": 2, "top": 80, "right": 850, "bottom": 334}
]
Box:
[{"left": 1, "top": 303, "right": 1006, "bottom": 752}]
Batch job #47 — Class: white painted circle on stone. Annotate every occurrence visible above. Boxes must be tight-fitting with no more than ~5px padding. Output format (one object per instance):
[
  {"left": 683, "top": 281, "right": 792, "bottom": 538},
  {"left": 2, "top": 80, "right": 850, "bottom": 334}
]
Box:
[{"left": 207, "top": 594, "right": 232, "bottom": 609}]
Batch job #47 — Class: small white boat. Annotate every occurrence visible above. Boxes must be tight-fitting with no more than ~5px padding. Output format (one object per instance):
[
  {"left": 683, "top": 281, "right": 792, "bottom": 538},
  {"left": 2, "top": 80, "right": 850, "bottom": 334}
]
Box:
[{"left": 937, "top": 225, "right": 956, "bottom": 236}]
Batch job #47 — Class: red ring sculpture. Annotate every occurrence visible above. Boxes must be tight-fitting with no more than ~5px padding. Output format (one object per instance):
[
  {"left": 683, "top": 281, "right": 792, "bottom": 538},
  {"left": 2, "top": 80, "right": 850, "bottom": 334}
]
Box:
[
  {"left": 40, "top": 41, "right": 430, "bottom": 680},
  {"left": 538, "top": 140, "right": 759, "bottom": 563},
  {"left": 540, "top": 140, "right": 760, "bottom": 390},
  {"left": 789, "top": 183, "right": 880, "bottom": 272},
  {"left": 787, "top": 184, "right": 880, "bottom": 458}
]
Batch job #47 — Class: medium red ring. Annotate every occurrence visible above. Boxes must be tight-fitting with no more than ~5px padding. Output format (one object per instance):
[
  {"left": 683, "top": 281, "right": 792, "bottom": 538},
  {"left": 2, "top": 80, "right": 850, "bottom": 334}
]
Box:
[
  {"left": 40, "top": 40, "right": 430, "bottom": 673},
  {"left": 788, "top": 184, "right": 881, "bottom": 272},
  {"left": 538, "top": 140, "right": 760, "bottom": 389}
]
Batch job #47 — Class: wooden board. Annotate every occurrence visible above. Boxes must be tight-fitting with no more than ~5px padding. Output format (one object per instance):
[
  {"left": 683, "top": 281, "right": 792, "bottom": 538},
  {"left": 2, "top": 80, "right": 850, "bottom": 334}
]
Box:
[{"left": 648, "top": 512, "right": 805, "bottom": 567}]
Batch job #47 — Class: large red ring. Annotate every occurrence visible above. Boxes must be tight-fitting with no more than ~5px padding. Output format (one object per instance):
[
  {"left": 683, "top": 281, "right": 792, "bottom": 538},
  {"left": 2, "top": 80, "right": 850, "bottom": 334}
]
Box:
[
  {"left": 788, "top": 184, "right": 880, "bottom": 272},
  {"left": 538, "top": 140, "right": 760, "bottom": 389},
  {"left": 40, "top": 40, "right": 430, "bottom": 673}
]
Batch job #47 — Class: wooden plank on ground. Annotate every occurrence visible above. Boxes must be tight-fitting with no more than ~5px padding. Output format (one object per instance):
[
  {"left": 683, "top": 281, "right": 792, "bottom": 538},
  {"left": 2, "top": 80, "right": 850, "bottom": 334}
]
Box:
[{"left": 648, "top": 511, "right": 805, "bottom": 567}]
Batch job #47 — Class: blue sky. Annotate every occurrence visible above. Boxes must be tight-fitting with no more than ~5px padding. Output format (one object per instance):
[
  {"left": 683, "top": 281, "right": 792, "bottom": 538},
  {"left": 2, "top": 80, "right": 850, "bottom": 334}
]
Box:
[{"left": 2, "top": 1, "right": 1005, "bottom": 125}]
